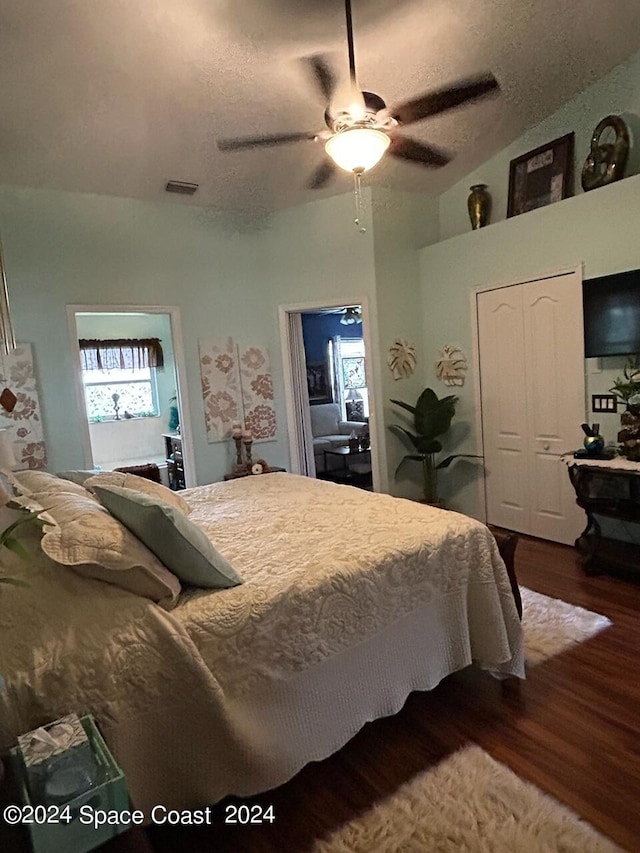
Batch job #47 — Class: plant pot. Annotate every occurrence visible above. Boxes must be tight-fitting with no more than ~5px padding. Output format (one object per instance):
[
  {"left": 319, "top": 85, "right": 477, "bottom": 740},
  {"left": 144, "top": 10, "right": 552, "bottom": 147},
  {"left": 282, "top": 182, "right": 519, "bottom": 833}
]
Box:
[
  {"left": 419, "top": 498, "right": 446, "bottom": 509},
  {"left": 423, "top": 461, "right": 439, "bottom": 504}
]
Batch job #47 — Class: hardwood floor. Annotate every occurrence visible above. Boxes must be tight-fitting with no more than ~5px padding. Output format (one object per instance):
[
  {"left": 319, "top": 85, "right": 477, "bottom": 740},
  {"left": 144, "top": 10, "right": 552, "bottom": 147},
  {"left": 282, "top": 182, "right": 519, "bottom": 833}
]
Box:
[{"left": 137, "top": 536, "right": 640, "bottom": 852}]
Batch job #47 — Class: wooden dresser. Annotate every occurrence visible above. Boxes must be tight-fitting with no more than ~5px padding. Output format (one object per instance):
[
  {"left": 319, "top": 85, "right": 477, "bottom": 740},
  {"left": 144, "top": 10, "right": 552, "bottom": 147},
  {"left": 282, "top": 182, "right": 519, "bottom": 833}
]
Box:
[{"left": 163, "top": 432, "right": 185, "bottom": 490}]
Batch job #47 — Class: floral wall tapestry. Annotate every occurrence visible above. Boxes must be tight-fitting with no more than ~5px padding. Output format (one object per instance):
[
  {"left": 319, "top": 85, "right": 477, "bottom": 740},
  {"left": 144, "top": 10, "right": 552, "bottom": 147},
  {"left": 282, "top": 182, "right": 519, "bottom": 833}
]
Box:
[
  {"left": 198, "top": 338, "right": 277, "bottom": 443},
  {"left": 0, "top": 343, "right": 47, "bottom": 469}
]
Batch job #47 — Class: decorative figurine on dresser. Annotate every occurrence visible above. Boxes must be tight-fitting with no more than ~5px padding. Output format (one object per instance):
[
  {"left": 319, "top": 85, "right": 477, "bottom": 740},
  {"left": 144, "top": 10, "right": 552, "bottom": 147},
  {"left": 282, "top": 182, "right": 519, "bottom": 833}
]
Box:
[{"left": 224, "top": 424, "right": 285, "bottom": 480}]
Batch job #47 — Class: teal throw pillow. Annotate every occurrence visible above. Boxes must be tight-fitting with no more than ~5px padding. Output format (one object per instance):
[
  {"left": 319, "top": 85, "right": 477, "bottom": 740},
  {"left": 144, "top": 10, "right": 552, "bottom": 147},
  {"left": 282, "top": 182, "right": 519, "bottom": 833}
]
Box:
[
  {"left": 94, "top": 485, "right": 243, "bottom": 590},
  {"left": 57, "top": 470, "right": 101, "bottom": 486}
]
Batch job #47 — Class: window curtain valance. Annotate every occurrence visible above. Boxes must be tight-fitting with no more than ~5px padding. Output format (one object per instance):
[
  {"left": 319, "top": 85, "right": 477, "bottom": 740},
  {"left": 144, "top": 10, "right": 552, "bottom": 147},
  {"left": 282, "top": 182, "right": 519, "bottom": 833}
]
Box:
[{"left": 79, "top": 338, "right": 165, "bottom": 372}]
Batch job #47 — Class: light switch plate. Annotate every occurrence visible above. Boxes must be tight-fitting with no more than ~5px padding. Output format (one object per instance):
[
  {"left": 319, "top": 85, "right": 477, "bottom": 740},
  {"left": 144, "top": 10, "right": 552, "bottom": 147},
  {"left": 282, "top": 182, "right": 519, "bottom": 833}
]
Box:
[{"left": 591, "top": 394, "right": 618, "bottom": 413}]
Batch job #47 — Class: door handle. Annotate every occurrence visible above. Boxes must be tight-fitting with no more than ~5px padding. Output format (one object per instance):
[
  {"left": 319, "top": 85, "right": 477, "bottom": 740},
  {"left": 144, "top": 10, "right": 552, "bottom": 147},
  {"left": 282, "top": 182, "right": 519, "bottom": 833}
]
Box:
[{"left": 543, "top": 442, "right": 550, "bottom": 451}]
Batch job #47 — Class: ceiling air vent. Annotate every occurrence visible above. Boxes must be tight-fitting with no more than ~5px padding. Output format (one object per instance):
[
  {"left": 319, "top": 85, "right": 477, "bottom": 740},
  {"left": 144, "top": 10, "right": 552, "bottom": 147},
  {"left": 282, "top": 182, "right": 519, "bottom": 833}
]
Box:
[{"left": 165, "top": 180, "right": 199, "bottom": 195}]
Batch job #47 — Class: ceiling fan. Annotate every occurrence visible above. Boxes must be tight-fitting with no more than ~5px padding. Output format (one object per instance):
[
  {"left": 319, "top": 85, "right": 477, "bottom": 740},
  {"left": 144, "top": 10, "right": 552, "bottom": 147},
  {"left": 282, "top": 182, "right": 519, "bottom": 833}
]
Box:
[
  {"left": 217, "top": 0, "right": 500, "bottom": 192},
  {"left": 340, "top": 306, "right": 362, "bottom": 325}
]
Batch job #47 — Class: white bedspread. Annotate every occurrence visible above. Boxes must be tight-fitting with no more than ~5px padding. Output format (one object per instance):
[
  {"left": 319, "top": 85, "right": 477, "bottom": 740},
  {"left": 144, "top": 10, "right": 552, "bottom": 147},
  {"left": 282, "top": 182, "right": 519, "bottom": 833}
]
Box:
[
  {"left": 0, "top": 474, "right": 523, "bottom": 812},
  {"left": 181, "top": 474, "right": 522, "bottom": 692}
]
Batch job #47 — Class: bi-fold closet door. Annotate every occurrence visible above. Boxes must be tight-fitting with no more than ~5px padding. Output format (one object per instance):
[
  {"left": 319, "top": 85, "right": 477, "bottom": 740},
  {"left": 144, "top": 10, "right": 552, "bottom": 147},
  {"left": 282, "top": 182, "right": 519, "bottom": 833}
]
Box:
[{"left": 476, "top": 270, "right": 585, "bottom": 545}]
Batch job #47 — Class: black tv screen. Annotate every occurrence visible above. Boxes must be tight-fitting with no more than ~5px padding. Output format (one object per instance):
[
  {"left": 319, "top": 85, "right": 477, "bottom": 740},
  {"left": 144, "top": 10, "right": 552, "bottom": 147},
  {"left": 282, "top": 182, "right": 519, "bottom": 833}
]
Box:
[{"left": 583, "top": 269, "right": 640, "bottom": 357}]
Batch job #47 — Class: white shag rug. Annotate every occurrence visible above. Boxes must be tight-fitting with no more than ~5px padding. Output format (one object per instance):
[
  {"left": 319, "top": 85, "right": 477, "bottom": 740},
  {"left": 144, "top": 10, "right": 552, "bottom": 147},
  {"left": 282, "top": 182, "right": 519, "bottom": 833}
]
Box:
[
  {"left": 521, "top": 586, "right": 612, "bottom": 666},
  {"left": 312, "top": 745, "right": 623, "bottom": 853}
]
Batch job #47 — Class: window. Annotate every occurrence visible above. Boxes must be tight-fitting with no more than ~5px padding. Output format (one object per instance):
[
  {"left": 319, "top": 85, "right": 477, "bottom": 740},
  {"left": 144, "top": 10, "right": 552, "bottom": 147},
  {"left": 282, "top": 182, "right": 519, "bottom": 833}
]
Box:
[
  {"left": 334, "top": 337, "right": 369, "bottom": 419},
  {"left": 82, "top": 365, "right": 159, "bottom": 422}
]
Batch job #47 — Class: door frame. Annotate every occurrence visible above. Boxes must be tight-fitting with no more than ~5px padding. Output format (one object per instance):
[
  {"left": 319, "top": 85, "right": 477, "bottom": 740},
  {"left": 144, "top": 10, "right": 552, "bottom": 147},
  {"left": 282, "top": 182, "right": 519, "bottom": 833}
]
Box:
[
  {"left": 469, "top": 262, "right": 584, "bottom": 523},
  {"left": 278, "top": 296, "right": 384, "bottom": 493},
  {"left": 66, "top": 303, "right": 197, "bottom": 487}
]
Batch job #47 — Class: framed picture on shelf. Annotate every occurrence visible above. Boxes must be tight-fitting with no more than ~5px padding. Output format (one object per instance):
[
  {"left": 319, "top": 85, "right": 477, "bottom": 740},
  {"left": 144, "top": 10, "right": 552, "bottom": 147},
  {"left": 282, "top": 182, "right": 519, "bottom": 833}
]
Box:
[
  {"left": 507, "top": 132, "right": 574, "bottom": 218},
  {"left": 341, "top": 356, "right": 366, "bottom": 390},
  {"left": 306, "top": 360, "right": 332, "bottom": 404}
]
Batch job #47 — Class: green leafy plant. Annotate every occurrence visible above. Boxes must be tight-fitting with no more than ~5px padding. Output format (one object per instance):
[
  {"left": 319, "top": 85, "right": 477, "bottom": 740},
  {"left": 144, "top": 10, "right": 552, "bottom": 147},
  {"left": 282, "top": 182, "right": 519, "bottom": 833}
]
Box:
[
  {"left": 609, "top": 356, "right": 640, "bottom": 406},
  {"left": 0, "top": 509, "right": 45, "bottom": 589},
  {"left": 389, "top": 387, "right": 481, "bottom": 504}
]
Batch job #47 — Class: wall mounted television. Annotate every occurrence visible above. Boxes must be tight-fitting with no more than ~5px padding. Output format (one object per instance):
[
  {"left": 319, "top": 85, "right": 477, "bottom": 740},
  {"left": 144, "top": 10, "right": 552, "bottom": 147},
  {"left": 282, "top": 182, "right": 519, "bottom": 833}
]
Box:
[{"left": 583, "top": 269, "right": 640, "bottom": 357}]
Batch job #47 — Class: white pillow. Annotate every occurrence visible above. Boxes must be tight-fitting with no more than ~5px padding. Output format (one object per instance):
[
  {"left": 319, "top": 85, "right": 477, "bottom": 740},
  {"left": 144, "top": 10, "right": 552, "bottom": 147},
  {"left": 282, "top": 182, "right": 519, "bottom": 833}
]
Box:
[
  {"left": 84, "top": 472, "right": 190, "bottom": 515},
  {"left": 12, "top": 470, "right": 95, "bottom": 499},
  {"left": 39, "top": 489, "right": 181, "bottom": 608}
]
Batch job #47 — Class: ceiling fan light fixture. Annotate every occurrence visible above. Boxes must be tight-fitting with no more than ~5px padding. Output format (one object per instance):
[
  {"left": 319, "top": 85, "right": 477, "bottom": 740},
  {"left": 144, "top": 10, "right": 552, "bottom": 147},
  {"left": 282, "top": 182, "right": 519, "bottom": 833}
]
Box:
[
  {"left": 325, "top": 127, "right": 390, "bottom": 173},
  {"left": 340, "top": 306, "right": 362, "bottom": 325}
]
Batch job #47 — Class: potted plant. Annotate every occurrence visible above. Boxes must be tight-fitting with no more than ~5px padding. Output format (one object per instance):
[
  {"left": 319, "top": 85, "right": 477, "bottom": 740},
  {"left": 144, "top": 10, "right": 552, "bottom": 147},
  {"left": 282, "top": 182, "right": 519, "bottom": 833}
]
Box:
[
  {"left": 609, "top": 356, "right": 640, "bottom": 406},
  {"left": 0, "top": 512, "right": 40, "bottom": 587},
  {"left": 0, "top": 506, "right": 42, "bottom": 778},
  {"left": 609, "top": 356, "right": 640, "bottom": 460},
  {"left": 0, "top": 485, "right": 46, "bottom": 587},
  {"left": 389, "top": 387, "right": 481, "bottom": 505}
]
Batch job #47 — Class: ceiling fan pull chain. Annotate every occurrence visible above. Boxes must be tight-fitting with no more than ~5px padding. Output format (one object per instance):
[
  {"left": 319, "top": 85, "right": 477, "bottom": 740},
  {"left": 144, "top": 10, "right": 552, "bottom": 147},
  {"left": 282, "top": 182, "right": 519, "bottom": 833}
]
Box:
[{"left": 353, "top": 171, "right": 366, "bottom": 233}]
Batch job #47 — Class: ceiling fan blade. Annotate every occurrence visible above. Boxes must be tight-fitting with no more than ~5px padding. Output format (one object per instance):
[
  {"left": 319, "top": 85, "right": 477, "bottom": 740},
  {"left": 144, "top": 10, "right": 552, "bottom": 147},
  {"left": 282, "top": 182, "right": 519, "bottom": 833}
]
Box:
[
  {"left": 307, "top": 160, "right": 336, "bottom": 190},
  {"left": 304, "top": 54, "right": 338, "bottom": 103},
  {"left": 389, "top": 74, "right": 499, "bottom": 126},
  {"left": 388, "top": 136, "right": 451, "bottom": 168},
  {"left": 217, "top": 131, "right": 318, "bottom": 152},
  {"left": 345, "top": 0, "right": 357, "bottom": 88}
]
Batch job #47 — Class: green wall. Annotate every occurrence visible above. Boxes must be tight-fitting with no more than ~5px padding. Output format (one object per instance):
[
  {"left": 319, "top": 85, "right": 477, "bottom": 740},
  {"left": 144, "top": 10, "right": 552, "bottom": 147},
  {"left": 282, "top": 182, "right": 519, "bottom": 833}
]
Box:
[
  {"left": 418, "top": 49, "right": 640, "bottom": 517},
  {"left": 1, "top": 185, "right": 270, "bottom": 482},
  {"left": 0, "top": 184, "right": 386, "bottom": 484},
  {"left": 4, "top": 48, "right": 640, "bottom": 495},
  {"left": 438, "top": 50, "right": 640, "bottom": 242},
  {"left": 419, "top": 173, "right": 640, "bottom": 517},
  {"left": 371, "top": 187, "right": 439, "bottom": 499}
]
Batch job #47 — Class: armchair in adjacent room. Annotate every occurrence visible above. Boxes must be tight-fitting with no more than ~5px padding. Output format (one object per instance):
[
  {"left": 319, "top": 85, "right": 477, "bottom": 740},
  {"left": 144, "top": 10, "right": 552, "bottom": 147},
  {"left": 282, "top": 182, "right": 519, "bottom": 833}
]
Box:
[{"left": 309, "top": 403, "right": 367, "bottom": 474}]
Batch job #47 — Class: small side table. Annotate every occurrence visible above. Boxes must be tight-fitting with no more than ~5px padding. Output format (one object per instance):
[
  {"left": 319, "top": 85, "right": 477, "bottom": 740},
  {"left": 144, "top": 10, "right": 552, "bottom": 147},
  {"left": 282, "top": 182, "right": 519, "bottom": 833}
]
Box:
[
  {"left": 320, "top": 446, "right": 372, "bottom": 489},
  {"left": 562, "top": 454, "right": 640, "bottom": 576}
]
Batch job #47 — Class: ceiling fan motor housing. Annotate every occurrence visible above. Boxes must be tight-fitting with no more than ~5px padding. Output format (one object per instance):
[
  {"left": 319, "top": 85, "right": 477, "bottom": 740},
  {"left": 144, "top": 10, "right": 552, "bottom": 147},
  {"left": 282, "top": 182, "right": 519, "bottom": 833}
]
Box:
[{"left": 326, "top": 91, "right": 395, "bottom": 133}]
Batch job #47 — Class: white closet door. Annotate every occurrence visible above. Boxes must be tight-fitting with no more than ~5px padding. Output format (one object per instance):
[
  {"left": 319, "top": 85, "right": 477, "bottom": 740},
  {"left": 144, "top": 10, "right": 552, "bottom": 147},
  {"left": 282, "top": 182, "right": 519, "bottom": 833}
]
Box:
[
  {"left": 522, "top": 274, "right": 585, "bottom": 543},
  {"left": 478, "top": 271, "right": 585, "bottom": 545},
  {"left": 477, "top": 284, "right": 530, "bottom": 533}
]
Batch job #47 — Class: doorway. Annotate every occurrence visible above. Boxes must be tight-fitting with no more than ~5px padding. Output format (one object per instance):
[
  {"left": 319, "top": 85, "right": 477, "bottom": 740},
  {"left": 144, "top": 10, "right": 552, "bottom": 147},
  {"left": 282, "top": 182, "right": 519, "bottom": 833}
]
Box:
[
  {"left": 67, "top": 305, "right": 195, "bottom": 488},
  {"left": 474, "top": 268, "right": 585, "bottom": 544},
  {"left": 279, "top": 299, "right": 381, "bottom": 492}
]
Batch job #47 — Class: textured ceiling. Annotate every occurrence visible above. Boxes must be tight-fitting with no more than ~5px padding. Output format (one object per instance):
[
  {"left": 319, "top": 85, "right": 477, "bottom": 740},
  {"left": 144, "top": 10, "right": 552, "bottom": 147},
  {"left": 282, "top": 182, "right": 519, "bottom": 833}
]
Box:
[{"left": 1, "top": 0, "right": 640, "bottom": 221}]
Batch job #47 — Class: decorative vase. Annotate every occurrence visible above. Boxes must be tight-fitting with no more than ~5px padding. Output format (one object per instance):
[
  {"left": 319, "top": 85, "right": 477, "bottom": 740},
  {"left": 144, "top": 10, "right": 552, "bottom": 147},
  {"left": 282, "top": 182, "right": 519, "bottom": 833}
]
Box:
[
  {"left": 467, "top": 184, "right": 491, "bottom": 230},
  {"left": 584, "top": 434, "right": 605, "bottom": 455},
  {"left": 168, "top": 403, "right": 180, "bottom": 432}
]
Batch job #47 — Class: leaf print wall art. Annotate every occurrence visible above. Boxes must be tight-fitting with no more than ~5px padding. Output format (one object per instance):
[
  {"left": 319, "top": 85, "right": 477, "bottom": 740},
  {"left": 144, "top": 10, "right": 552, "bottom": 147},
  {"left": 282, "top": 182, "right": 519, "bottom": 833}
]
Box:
[
  {"left": 199, "top": 339, "right": 277, "bottom": 443},
  {"left": 0, "top": 343, "right": 47, "bottom": 469}
]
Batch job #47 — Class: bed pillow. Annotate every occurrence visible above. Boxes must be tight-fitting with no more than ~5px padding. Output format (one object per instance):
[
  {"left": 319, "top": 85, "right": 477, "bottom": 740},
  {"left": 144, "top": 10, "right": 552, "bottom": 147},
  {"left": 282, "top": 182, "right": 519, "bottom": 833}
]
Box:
[
  {"left": 94, "top": 485, "right": 242, "bottom": 590},
  {"left": 56, "top": 470, "right": 101, "bottom": 486},
  {"left": 12, "top": 470, "right": 95, "bottom": 499},
  {"left": 38, "top": 489, "right": 181, "bottom": 608},
  {"left": 84, "top": 472, "right": 190, "bottom": 514}
]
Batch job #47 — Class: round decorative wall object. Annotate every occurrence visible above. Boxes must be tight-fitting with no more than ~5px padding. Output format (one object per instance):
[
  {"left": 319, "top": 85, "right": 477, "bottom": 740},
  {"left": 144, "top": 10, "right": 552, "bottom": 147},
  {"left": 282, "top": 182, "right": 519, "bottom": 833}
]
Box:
[
  {"left": 436, "top": 345, "right": 467, "bottom": 386},
  {"left": 581, "top": 115, "right": 630, "bottom": 192},
  {"left": 387, "top": 339, "right": 417, "bottom": 380}
]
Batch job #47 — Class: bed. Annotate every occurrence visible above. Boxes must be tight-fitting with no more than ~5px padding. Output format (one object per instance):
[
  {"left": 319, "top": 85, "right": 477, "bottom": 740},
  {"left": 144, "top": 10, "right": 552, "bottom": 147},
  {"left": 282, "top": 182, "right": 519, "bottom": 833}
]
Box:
[{"left": 0, "top": 472, "right": 524, "bottom": 812}]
